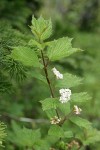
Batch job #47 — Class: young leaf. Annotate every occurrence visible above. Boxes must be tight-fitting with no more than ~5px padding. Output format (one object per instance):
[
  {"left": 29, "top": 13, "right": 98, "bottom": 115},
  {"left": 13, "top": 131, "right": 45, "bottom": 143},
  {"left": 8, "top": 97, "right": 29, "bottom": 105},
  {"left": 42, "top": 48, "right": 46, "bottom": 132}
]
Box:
[
  {"left": 56, "top": 73, "right": 82, "bottom": 88},
  {"left": 48, "top": 125, "right": 64, "bottom": 138},
  {"left": 40, "top": 98, "right": 59, "bottom": 111},
  {"left": 47, "top": 37, "right": 81, "bottom": 61},
  {"left": 10, "top": 46, "right": 42, "bottom": 68},
  {"left": 71, "top": 92, "right": 91, "bottom": 103},
  {"left": 30, "top": 16, "right": 52, "bottom": 41},
  {"left": 70, "top": 116, "right": 91, "bottom": 129},
  {"left": 28, "top": 39, "right": 42, "bottom": 49}
]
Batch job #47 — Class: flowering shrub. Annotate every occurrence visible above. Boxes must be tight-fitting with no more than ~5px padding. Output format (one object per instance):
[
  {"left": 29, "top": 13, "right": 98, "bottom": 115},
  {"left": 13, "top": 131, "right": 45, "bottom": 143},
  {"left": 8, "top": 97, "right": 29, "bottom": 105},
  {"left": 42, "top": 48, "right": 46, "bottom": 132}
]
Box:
[{"left": 9, "top": 16, "right": 100, "bottom": 150}]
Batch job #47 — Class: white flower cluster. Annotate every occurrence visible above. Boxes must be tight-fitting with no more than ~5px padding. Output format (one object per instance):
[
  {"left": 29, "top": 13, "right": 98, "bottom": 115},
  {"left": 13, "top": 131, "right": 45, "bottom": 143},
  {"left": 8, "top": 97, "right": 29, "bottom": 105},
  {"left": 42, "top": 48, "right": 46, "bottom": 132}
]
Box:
[
  {"left": 59, "top": 88, "right": 71, "bottom": 103},
  {"left": 73, "top": 105, "right": 82, "bottom": 115},
  {"left": 50, "top": 116, "right": 61, "bottom": 124},
  {"left": 52, "top": 67, "right": 63, "bottom": 79}
]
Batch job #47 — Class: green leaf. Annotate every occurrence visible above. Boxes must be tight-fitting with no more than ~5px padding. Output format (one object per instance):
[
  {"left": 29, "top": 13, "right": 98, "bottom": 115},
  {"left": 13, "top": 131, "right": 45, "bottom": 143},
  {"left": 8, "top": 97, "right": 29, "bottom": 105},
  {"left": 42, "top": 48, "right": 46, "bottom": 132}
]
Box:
[
  {"left": 40, "top": 98, "right": 59, "bottom": 111},
  {"left": 64, "top": 131, "right": 73, "bottom": 138},
  {"left": 47, "top": 37, "right": 81, "bottom": 61},
  {"left": 10, "top": 46, "right": 42, "bottom": 68},
  {"left": 28, "top": 70, "right": 47, "bottom": 84},
  {"left": 34, "top": 139, "right": 50, "bottom": 150},
  {"left": 58, "top": 102, "right": 70, "bottom": 115},
  {"left": 70, "top": 116, "right": 91, "bottom": 129},
  {"left": 45, "top": 109, "right": 57, "bottom": 119},
  {"left": 30, "top": 16, "right": 52, "bottom": 41},
  {"left": 48, "top": 125, "right": 64, "bottom": 138},
  {"left": 28, "top": 39, "right": 42, "bottom": 49},
  {"left": 9, "top": 121, "right": 41, "bottom": 147},
  {"left": 83, "top": 128, "right": 100, "bottom": 145},
  {"left": 71, "top": 92, "right": 91, "bottom": 103},
  {"left": 56, "top": 73, "right": 82, "bottom": 88}
]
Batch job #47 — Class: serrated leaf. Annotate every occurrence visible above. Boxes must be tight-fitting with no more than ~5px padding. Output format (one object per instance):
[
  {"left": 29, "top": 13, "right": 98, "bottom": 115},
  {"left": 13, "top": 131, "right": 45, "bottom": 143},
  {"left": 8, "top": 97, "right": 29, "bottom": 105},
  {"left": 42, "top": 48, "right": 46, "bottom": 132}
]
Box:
[
  {"left": 31, "top": 16, "right": 52, "bottom": 41},
  {"left": 47, "top": 37, "right": 81, "bottom": 61},
  {"left": 56, "top": 73, "right": 82, "bottom": 88},
  {"left": 9, "top": 121, "right": 41, "bottom": 147},
  {"left": 71, "top": 92, "right": 91, "bottom": 103},
  {"left": 58, "top": 102, "right": 70, "bottom": 115},
  {"left": 70, "top": 116, "right": 91, "bottom": 129},
  {"left": 48, "top": 125, "right": 64, "bottom": 138},
  {"left": 40, "top": 98, "right": 59, "bottom": 111},
  {"left": 10, "top": 46, "right": 42, "bottom": 68}
]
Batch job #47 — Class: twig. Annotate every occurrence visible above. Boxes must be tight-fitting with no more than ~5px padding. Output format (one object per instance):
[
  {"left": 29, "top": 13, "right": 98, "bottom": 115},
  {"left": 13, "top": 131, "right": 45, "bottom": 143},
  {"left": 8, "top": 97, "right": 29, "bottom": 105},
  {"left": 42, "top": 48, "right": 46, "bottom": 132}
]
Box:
[
  {"left": 2, "top": 113, "right": 49, "bottom": 124},
  {"left": 41, "top": 50, "right": 59, "bottom": 118}
]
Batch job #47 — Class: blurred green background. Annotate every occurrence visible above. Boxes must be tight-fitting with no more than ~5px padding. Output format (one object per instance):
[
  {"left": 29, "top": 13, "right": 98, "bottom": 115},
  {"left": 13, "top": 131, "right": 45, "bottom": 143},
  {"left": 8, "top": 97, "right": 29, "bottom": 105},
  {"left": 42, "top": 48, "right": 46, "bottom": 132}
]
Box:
[{"left": 0, "top": 0, "right": 100, "bottom": 149}]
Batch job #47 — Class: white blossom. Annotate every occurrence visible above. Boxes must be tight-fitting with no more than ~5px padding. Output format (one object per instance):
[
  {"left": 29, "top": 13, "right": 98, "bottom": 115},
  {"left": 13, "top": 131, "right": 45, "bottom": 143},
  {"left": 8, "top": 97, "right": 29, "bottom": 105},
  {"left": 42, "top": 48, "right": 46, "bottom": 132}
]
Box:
[
  {"left": 50, "top": 116, "right": 61, "bottom": 124},
  {"left": 52, "top": 67, "right": 63, "bottom": 79},
  {"left": 73, "top": 105, "right": 82, "bottom": 115},
  {"left": 59, "top": 88, "right": 71, "bottom": 103}
]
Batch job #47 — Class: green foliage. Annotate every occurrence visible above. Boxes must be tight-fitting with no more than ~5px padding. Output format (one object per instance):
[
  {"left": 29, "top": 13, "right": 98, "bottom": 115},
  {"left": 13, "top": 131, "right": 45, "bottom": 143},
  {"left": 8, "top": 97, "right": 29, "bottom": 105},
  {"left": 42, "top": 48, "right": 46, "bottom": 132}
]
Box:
[
  {"left": 70, "top": 116, "right": 91, "bottom": 129},
  {"left": 10, "top": 46, "right": 42, "bottom": 67},
  {"left": 47, "top": 37, "right": 81, "bottom": 61},
  {"left": 40, "top": 98, "right": 59, "bottom": 111},
  {"left": 58, "top": 102, "right": 70, "bottom": 115},
  {"left": 56, "top": 73, "right": 82, "bottom": 88},
  {"left": 48, "top": 125, "right": 64, "bottom": 138},
  {"left": 0, "top": 4, "right": 100, "bottom": 149},
  {"left": 30, "top": 16, "right": 52, "bottom": 41},
  {"left": 45, "top": 109, "right": 57, "bottom": 119},
  {"left": 83, "top": 128, "right": 100, "bottom": 145},
  {"left": 71, "top": 92, "right": 91, "bottom": 103},
  {"left": 0, "top": 122, "right": 7, "bottom": 147},
  {"left": 6, "top": 15, "right": 99, "bottom": 149},
  {"left": 28, "top": 70, "right": 47, "bottom": 84},
  {"left": 8, "top": 121, "right": 41, "bottom": 148}
]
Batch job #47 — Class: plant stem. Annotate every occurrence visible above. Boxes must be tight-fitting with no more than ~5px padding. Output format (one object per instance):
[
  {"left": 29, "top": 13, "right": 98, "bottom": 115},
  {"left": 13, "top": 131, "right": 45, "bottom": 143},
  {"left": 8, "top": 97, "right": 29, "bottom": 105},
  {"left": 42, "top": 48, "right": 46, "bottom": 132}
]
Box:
[
  {"left": 59, "top": 109, "right": 73, "bottom": 126},
  {"left": 41, "top": 50, "right": 59, "bottom": 118},
  {"left": 41, "top": 50, "right": 54, "bottom": 97}
]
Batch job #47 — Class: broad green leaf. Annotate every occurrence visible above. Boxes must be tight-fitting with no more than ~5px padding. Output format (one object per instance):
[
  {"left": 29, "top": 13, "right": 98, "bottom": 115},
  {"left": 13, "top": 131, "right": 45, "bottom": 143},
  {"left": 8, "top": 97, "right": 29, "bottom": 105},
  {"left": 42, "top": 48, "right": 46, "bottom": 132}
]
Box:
[
  {"left": 70, "top": 116, "right": 91, "bottom": 129},
  {"left": 48, "top": 125, "right": 64, "bottom": 138},
  {"left": 30, "top": 16, "right": 52, "bottom": 41},
  {"left": 58, "top": 102, "right": 70, "bottom": 115},
  {"left": 45, "top": 109, "right": 57, "bottom": 119},
  {"left": 64, "top": 131, "right": 73, "bottom": 138},
  {"left": 47, "top": 37, "right": 81, "bottom": 61},
  {"left": 56, "top": 73, "right": 82, "bottom": 88},
  {"left": 71, "top": 92, "right": 91, "bottom": 103},
  {"left": 10, "top": 46, "right": 42, "bottom": 68},
  {"left": 40, "top": 98, "right": 59, "bottom": 111}
]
